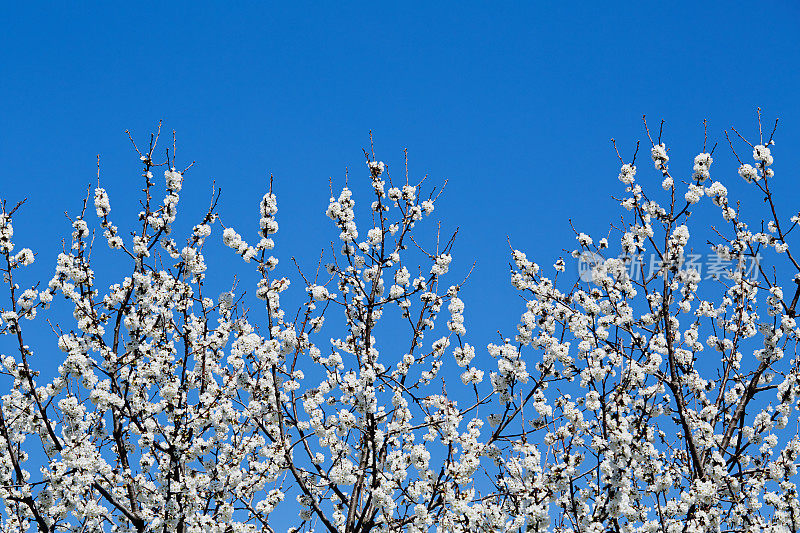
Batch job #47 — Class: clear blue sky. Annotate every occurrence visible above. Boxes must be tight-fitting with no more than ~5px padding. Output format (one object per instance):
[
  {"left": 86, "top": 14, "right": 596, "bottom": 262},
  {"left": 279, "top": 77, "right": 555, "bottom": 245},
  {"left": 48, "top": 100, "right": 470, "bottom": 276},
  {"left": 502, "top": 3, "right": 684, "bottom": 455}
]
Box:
[
  {"left": 3, "top": 1, "right": 800, "bottom": 528},
  {"left": 3, "top": 0, "right": 799, "bottom": 373}
]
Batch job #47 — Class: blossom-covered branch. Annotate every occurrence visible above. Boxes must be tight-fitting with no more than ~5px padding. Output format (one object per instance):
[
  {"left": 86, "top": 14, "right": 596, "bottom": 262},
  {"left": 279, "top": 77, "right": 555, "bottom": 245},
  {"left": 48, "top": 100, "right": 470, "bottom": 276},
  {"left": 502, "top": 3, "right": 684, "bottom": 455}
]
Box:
[{"left": 0, "top": 113, "right": 798, "bottom": 532}]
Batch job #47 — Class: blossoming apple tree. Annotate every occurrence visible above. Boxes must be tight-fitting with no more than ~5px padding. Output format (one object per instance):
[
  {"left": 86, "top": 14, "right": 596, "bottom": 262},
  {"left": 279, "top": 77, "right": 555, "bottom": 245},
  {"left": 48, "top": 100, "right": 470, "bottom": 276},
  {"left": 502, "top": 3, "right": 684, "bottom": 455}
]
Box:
[{"left": 1, "top": 114, "right": 799, "bottom": 532}]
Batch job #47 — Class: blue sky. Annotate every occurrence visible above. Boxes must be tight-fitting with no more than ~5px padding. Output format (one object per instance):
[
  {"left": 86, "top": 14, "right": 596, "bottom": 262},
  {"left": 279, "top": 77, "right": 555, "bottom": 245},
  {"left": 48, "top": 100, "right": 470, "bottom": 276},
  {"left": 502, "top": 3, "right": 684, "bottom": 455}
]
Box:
[
  {"left": 3, "top": 1, "right": 800, "bottom": 528},
  {"left": 3, "top": 0, "right": 800, "bottom": 375}
]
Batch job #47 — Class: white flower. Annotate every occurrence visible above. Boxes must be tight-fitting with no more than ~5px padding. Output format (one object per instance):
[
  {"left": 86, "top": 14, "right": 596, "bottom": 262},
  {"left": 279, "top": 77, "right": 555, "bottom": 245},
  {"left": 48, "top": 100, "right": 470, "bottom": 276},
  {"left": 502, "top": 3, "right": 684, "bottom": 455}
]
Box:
[
  {"left": 692, "top": 153, "right": 713, "bottom": 182},
  {"left": 219, "top": 291, "right": 234, "bottom": 309},
  {"left": 618, "top": 163, "right": 636, "bottom": 185},
  {"left": 395, "top": 266, "right": 410, "bottom": 286},
  {"left": 651, "top": 143, "right": 669, "bottom": 170},
  {"left": 430, "top": 254, "right": 452, "bottom": 276},
  {"left": 14, "top": 248, "right": 34, "bottom": 266},
  {"left": 738, "top": 163, "right": 759, "bottom": 182},
  {"left": 367, "top": 160, "right": 385, "bottom": 175},
  {"left": 753, "top": 144, "right": 773, "bottom": 166},
  {"left": 310, "top": 285, "right": 330, "bottom": 301},
  {"left": 94, "top": 188, "right": 111, "bottom": 217},
  {"left": 367, "top": 227, "right": 382, "bottom": 246},
  {"left": 685, "top": 183, "right": 703, "bottom": 204},
  {"left": 577, "top": 233, "right": 593, "bottom": 247},
  {"left": 223, "top": 227, "right": 241, "bottom": 248},
  {"left": 165, "top": 169, "right": 183, "bottom": 191}
]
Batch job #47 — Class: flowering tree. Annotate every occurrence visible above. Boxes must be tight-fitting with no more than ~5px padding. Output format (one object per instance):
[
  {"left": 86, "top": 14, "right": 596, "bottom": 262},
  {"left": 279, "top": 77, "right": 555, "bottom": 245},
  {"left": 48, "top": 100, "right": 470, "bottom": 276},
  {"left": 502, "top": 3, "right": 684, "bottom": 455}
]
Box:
[{"left": 0, "top": 114, "right": 799, "bottom": 532}]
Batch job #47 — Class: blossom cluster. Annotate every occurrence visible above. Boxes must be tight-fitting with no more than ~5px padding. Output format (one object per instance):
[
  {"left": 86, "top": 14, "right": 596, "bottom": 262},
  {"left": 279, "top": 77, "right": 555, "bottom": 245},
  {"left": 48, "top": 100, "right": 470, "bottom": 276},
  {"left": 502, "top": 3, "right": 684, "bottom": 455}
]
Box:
[{"left": 0, "top": 118, "right": 798, "bottom": 533}]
